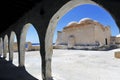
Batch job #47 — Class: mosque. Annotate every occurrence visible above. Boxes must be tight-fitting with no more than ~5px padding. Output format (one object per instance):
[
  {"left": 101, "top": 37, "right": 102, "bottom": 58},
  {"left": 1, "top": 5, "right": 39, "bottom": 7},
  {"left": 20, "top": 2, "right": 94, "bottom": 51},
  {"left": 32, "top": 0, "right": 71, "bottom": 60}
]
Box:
[{"left": 54, "top": 18, "right": 120, "bottom": 50}]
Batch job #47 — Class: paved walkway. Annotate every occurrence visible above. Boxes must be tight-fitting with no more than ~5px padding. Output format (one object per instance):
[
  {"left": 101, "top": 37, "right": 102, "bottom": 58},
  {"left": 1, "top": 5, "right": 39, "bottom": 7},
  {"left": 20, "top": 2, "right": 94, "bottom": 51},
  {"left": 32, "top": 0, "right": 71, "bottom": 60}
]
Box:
[{"left": 0, "top": 57, "right": 38, "bottom": 80}]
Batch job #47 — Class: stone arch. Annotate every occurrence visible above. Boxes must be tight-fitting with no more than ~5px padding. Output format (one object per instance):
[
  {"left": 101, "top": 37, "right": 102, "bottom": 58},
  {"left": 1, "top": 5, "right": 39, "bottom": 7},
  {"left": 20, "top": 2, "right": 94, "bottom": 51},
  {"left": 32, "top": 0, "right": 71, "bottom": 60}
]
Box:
[
  {"left": 9, "top": 31, "right": 18, "bottom": 62},
  {"left": 45, "top": 0, "right": 115, "bottom": 79},
  {"left": 0, "top": 38, "right": 3, "bottom": 57},
  {"left": 19, "top": 23, "right": 41, "bottom": 67},
  {"left": 3, "top": 35, "right": 8, "bottom": 59}
]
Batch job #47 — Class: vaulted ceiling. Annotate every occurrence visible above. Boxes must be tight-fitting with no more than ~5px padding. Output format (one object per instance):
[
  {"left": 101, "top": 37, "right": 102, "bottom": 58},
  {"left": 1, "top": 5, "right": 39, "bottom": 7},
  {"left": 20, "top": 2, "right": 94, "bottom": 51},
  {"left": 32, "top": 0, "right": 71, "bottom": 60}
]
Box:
[
  {"left": 0, "top": 0, "right": 120, "bottom": 34},
  {"left": 0, "top": 0, "right": 42, "bottom": 34}
]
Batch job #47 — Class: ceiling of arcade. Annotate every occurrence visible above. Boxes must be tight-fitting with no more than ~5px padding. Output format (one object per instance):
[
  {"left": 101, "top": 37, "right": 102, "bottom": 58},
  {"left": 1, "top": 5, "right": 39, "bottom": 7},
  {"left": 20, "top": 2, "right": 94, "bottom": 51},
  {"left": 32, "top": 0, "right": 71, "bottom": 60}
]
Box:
[{"left": 0, "top": 0, "right": 120, "bottom": 35}]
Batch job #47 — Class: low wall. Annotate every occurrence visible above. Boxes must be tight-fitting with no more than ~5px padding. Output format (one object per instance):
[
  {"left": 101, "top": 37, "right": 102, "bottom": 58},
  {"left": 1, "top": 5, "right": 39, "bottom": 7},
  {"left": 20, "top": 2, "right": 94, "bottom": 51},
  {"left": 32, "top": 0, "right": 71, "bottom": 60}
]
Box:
[
  {"left": 13, "top": 42, "right": 40, "bottom": 51},
  {"left": 53, "top": 45, "right": 99, "bottom": 50},
  {"left": 115, "top": 52, "right": 120, "bottom": 59},
  {"left": 28, "top": 46, "right": 40, "bottom": 51},
  {"left": 53, "top": 45, "right": 68, "bottom": 49}
]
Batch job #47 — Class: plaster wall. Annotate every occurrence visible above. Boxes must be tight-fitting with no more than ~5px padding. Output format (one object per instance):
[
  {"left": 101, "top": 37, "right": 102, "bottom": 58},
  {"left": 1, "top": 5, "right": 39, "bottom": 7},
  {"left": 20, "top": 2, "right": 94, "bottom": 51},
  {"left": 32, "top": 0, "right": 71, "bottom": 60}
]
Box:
[{"left": 56, "top": 20, "right": 111, "bottom": 48}]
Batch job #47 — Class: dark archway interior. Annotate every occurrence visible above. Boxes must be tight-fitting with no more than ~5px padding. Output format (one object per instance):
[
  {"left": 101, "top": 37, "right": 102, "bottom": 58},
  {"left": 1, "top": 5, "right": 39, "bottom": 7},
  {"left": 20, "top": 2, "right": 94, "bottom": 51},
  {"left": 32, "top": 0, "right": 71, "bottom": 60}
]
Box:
[{"left": 0, "top": 0, "right": 120, "bottom": 35}]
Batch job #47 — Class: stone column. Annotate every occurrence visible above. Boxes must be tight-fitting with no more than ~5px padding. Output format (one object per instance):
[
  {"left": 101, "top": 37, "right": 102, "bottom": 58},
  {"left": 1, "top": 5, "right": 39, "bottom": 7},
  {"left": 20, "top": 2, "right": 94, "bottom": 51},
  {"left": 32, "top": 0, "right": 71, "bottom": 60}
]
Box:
[
  {"left": 0, "top": 38, "right": 3, "bottom": 56},
  {"left": 3, "top": 35, "right": 8, "bottom": 59},
  {"left": 41, "top": 39, "right": 53, "bottom": 80},
  {"left": 19, "top": 24, "right": 30, "bottom": 67},
  {"left": 9, "top": 31, "right": 15, "bottom": 61}
]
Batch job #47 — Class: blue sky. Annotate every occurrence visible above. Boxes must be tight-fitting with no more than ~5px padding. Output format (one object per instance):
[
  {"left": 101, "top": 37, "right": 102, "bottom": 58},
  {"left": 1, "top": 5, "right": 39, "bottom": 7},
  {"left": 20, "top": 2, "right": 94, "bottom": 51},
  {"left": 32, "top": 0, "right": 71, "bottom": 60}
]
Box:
[
  {"left": 25, "top": 4, "right": 119, "bottom": 43},
  {"left": 26, "top": 26, "right": 40, "bottom": 43}
]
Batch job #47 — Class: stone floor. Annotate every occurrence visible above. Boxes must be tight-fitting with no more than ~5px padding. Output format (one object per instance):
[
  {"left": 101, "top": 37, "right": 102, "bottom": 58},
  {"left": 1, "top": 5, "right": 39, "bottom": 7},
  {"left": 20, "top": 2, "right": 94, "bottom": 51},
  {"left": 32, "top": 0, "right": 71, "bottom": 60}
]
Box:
[
  {"left": 1, "top": 49, "right": 120, "bottom": 80},
  {"left": 0, "top": 57, "right": 38, "bottom": 80}
]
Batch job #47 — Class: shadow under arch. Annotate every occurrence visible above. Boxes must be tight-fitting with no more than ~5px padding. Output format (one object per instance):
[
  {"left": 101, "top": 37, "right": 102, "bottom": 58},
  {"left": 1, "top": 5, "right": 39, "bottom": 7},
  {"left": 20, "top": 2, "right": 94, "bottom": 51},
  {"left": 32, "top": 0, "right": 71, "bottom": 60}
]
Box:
[
  {"left": 45, "top": 0, "right": 118, "bottom": 79},
  {"left": 3, "top": 34, "right": 9, "bottom": 60},
  {"left": 19, "top": 23, "right": 42, "bottom": 79},
  {"left": 0, "top": 38, "right": 3, "bottom": 57},
  {"left": 9, "top": 31, "right": 19, "bottom": 66}
]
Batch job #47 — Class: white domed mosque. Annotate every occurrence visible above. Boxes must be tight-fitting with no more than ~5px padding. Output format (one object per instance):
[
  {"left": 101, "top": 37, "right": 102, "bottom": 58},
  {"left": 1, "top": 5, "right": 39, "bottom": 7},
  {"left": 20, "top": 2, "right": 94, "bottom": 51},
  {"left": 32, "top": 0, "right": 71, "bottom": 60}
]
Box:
[
  {"left": 54, "top": 18, "right": 119, "bottom": 50},
  {"left": 55, "top": 18, "right": 111, "bottom": 48}
]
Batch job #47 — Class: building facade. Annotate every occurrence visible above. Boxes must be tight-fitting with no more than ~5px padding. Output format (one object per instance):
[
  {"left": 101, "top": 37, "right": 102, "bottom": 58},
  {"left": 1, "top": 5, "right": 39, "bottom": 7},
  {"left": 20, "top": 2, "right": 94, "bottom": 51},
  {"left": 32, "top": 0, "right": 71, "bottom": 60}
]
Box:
[{"left": 55, "top": 18, "right": 111, "bottom": 49}]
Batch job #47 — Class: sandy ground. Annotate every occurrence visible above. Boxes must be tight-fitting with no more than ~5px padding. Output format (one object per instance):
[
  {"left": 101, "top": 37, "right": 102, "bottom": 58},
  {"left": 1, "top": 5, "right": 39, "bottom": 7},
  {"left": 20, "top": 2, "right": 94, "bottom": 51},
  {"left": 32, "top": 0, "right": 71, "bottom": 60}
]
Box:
[{"left": 6, "top": 49, "right": 120, "bottom": 80}]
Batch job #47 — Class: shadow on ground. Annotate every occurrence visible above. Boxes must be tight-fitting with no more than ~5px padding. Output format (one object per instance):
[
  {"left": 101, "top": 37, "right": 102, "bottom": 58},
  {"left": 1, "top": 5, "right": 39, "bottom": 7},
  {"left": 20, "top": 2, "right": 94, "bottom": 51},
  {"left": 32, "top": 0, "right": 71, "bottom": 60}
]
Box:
[{"left": 0, "top": 57, "right": 38, "bottom": 80}]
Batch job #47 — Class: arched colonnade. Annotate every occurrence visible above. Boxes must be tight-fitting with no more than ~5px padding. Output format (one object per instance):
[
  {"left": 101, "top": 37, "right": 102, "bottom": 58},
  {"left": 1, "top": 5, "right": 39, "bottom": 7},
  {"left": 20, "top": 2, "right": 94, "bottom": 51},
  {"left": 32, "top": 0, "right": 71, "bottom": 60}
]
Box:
[{"left": 0, "top": 0, "right": 117, "bottom": 80}]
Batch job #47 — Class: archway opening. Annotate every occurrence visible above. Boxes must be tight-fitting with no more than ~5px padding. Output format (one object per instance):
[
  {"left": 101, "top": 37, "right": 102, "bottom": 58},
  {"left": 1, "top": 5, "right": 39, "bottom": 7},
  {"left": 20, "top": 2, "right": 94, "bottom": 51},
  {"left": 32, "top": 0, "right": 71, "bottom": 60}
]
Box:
[
  {"left": 9, "top": 31, "right": 19, "bottom": 66},
  {"left": 4, "top": 35, "right": 9, "bottom": 61},
  {"left": 13, "top": 33, "right": 19, "bottom": 66},
  {"left": 0, "top": 38, "right": 3, "bottom": 57},
  {"left": 20, "top": 23, "right": 42, "bottom": 80},
  {"left": 51, "top": 3, "right": 120, "bottom": 80}
]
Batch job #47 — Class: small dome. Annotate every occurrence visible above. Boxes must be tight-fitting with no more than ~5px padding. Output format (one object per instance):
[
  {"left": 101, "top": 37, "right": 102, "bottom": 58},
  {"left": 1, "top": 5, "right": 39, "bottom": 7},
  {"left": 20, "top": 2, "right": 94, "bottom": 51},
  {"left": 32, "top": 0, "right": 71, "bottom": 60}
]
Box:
[
  {"left": 67, "top": 21, "right": 78, "bottom": 26},
  {"left": 79, "top": 18, "right": 93, "bottom": 23},
  {"left": 116, "top": 34, "right": 120, "bottom": 37}
]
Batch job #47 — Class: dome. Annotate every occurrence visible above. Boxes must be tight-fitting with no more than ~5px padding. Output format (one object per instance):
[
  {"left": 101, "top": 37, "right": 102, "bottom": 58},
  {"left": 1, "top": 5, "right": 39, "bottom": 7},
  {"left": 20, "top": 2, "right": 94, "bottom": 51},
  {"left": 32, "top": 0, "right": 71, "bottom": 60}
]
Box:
[
  {"left": 67, "top": 21, "right": 78, "bottom": 26},
  {"left": 79, "top": 18, "right": 95, "bottom": 23},
  {"left": 116, "top": 34, "right": 120, "bottom": 37}
]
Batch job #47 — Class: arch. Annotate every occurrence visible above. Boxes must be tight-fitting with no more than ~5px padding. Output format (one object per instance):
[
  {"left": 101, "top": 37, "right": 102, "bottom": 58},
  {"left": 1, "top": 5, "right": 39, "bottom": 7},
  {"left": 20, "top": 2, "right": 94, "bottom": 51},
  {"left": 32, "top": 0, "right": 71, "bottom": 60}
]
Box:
[
  {"left": 9, "top": 31, "right": 15, "bottom": 61},
  {"left": 0, "top": 38, "right": 3, "bottom": 57},
  {"left": 19, "top": 23, "right": 42, "bottom": 79},
  {"left": 3, "top": 35, "right": 8, "bottom": 59},
  {"left": 9, "top": 31, "right": 18, "bottom": 63},
  {"left": 19, "top": 23, "right": 32, "bottom": 66},
  {"left": 45, "top": 0, "right": 114, "bottom": 79},
  {"left": 24, "top": 24, "right": 42, "bottom": 79},
  {"left": 19, "top": 23, "right": 40, "bottom": 67}
]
